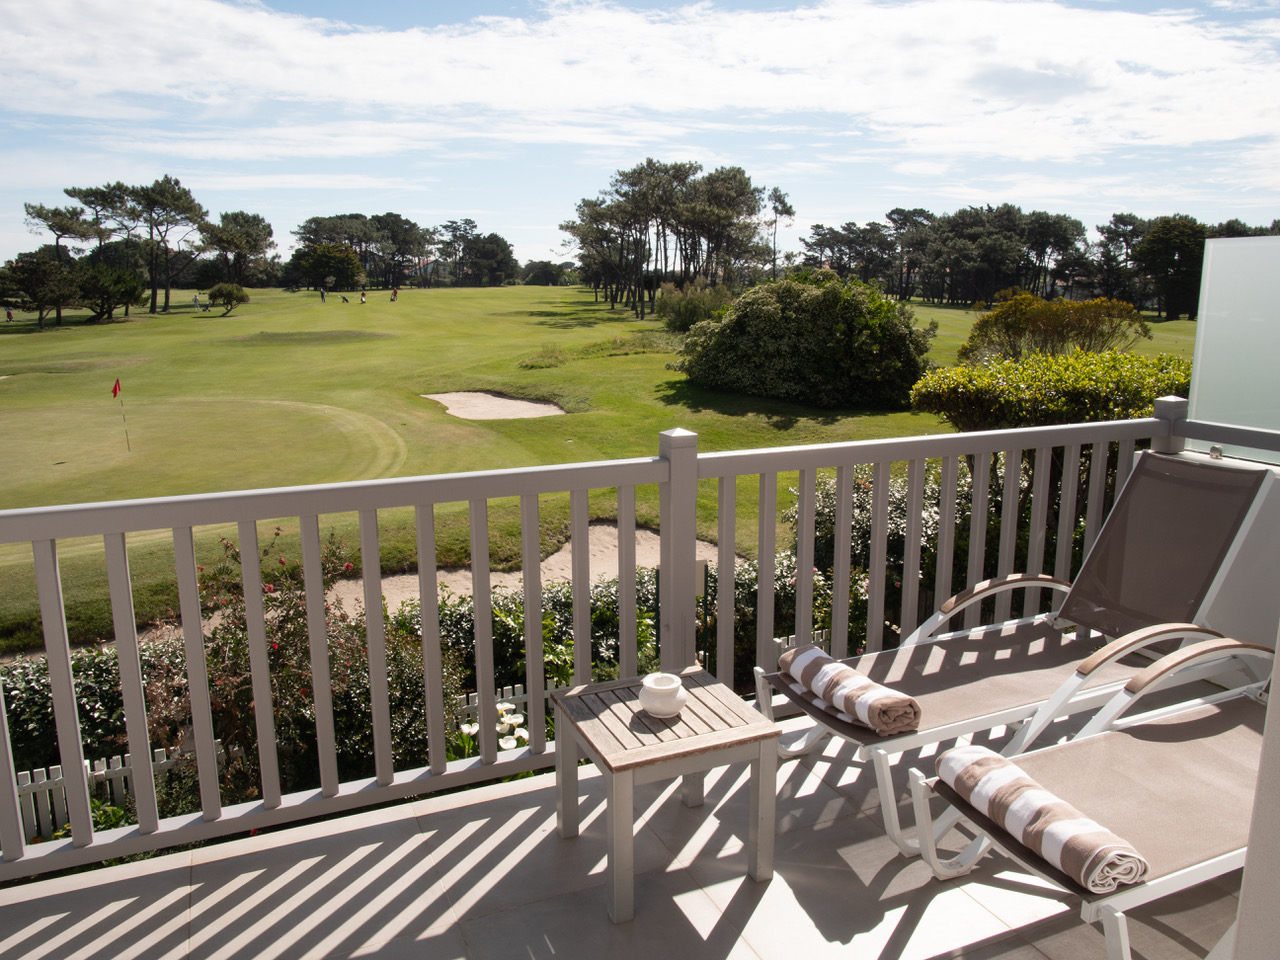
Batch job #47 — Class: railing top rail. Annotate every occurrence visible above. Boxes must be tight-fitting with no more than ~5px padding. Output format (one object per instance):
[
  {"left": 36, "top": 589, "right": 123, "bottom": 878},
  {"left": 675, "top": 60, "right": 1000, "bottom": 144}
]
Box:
[
  {"left": 695, "top": 417, "right": 1165, "bottom": 478},
  {"left": 0, "top": 456, "right": 666, "bottom": 545},
  {"left": 1176, "top": 419, "right": 1280, "bottom": 454}
]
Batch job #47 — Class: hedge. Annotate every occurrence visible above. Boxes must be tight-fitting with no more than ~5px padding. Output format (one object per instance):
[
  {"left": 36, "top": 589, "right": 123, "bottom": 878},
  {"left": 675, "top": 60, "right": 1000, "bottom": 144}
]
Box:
[{"left": 910, "top": 351, "right": 1192, "bottom": 433}]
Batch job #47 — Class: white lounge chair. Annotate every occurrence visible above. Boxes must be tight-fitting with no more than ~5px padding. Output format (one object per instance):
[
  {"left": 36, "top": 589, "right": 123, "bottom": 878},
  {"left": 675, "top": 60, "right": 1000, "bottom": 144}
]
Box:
[
  {"left": 909, "top": 637, "right": 1273, "bottom": 960},
  {"left": 755, "top": 451, "right": 1274, "bottom": 856}
]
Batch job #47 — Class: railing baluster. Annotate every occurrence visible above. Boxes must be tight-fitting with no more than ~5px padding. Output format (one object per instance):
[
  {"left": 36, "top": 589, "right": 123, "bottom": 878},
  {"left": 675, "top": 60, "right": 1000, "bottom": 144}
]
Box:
[
  {"left": 415, "top": 503, "right": 447, "bottom": 776},
  {"left": 1055, "top": 444, "right": 1082, "bottom": 581},
  {"left": 993, "top": 449, "right": 1022, "bottom": 622},
  {"left": 866, "top": 460, "right": 890, "bottom": 652},
  {"left": 1024, "top": 447, "right": 1052, "bottom": 612},
  {"left": 468, "top": 499, "right": 498, "bottom": 765},
  {"left": 901, "top": 457, "right": 925, "bottom": 637},
  {"left": 830, "top": 464, "right": 853, "bottom": 658},
  {"left": 30, "top": 540, "right": 93, "bottom": 845},
  {"left": 0, "top": 683, "right": 27, "bottom": 861},
  {"left": 935, "top": 455, "right": 959, "bottom": 606},
  {"left": 616, "top": 486, "right": 637, "bottom": 679},
  {"left": 237, "top": 521, "right": 281, "bottom": 808},
  {"left": 716, "top": 476, "right": 736, "bottom": 682},
  {"left": 1116, "top": 439, "right": 1136, "bottom": 490},
  {"left": 570, "top": 488, "right": 591, "bottom": 684},
  {"left": 300, "top": 516, "right": 339, "bottom": 797},
  {"left": 794, "top": 467, "right": 816, "bottom": 645},
  {"left": 965, "top": 454, "right": 991, "bottom": 629},
  {"left": 172, "top": 527, "right": 222, "bottom": 820},
  {"left": 359, "top": 509, "right": 393, "bottom": 785},
  {"left": 1083, "top": 443, "right": 1108, "bottom": 555},
  {"left": 521, "top": 494, "right": 546, "bottom": 754},
  {"left": 756, "top": 472, "right": 777, "bottom": 670},
  {"left": 103, "top": 533, "right": 160, "bottom": 833}
]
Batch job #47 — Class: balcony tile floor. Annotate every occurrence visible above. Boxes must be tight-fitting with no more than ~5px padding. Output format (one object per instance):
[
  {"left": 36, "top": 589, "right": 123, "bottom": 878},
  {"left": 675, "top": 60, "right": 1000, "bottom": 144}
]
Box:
[{"left": 0, "top": 718, "right": 1239, "bottom": 960}]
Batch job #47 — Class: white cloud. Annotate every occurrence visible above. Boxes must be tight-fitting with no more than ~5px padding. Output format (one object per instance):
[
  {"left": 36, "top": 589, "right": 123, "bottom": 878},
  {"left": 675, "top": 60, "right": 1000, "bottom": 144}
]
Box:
[
  {"left": 3, "top": 0, "right": 1277, "bottom": 164},
  {"left": 3, "top": 0, "right": 1279, "bottom": 261}
]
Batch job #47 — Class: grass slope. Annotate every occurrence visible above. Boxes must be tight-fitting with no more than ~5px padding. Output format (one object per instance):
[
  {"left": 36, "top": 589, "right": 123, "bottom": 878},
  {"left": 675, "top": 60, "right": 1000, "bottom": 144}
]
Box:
[
  {"left": 0, "top": 287, "right": 945, "bottom": 650},
  {"left": 0, "top": 289, "right": 1195, "bottom": 651}
]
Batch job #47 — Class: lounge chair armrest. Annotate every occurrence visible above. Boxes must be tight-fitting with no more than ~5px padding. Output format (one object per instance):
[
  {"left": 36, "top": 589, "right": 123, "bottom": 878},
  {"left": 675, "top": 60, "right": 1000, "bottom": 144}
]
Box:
[
  {"left": 903, "top": 574, "right": 1071, "bottom": 646},
  {"left": 1079, "top": 638, "right": 1274, "bottom": 736},
  {"left": 1076, "top": 622, "right": 1223, "bottom": 676},
  {"left": 1005, "top": 622, "right": 1224, "bottom": 753},
  {"left": 1124, "top": 637, "right": 1273, "bottom": 695}
]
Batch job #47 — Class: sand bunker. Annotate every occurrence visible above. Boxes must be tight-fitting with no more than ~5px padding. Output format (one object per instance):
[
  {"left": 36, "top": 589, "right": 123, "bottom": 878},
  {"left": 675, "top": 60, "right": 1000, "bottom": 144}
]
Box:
[
  {"left": 330, "top": 522, "right": 722, "bottom": 611},
  {"left": 423, "top": 391, "right": 565, "bottom": 419}
]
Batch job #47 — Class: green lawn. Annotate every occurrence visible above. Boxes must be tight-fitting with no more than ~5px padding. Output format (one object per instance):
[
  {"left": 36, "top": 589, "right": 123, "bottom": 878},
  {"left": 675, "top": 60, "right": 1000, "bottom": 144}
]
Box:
[
  {"left": 0, "top": 286, "right": 947, "bottom": 649},
  {"left": 905, "top": 301, "right": 1197, "bottom": 367},
  {"left": 0, "top": 287, "right": 1197, "bottom": 651}
]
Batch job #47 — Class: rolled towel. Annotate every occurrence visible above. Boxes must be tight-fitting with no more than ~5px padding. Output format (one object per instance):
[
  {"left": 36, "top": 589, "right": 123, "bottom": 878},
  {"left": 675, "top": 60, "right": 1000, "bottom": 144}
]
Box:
[
  {"left": 778, "top": 643, "right": 921, "bottom": 736},
  {"left": 936, "top": 744, "right": 1149, "bottom": 894}
]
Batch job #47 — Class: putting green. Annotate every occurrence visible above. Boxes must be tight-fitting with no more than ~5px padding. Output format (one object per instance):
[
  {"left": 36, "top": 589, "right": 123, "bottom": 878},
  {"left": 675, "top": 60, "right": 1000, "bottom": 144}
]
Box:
[{"left": 0, "top": 398, "right": 407, "bottom": 508}]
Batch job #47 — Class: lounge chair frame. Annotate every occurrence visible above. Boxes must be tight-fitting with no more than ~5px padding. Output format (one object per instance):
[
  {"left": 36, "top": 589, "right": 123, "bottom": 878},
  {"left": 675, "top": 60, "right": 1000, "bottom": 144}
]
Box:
[
  {"left": 756, "top": 451, "right": 1274, "bottom": 857},
  {"left": 908, "top": 638, "right": 1273, "bottom": 960}
]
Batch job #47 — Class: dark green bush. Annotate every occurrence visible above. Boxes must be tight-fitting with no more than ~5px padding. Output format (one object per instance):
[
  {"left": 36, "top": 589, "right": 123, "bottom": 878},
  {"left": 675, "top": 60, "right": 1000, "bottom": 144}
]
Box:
[
  {"left": 207, "top": 282, "right": 250, "bottom": 313},
  {"left": 672, "top": 270, "right": 936, "bottom": 408},
  {"left": 911, "top": 351, "right": 1191, "bottom": 433}
]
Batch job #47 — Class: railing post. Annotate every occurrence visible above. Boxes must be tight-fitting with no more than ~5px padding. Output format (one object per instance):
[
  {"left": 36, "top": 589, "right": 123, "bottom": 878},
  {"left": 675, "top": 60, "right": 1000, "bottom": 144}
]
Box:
[
  {"left": 659, "top": 428, "right": 698, "bottom": 671},
  {"left": 1152, "top": 395, "right": 1189, "bottom": 454}
]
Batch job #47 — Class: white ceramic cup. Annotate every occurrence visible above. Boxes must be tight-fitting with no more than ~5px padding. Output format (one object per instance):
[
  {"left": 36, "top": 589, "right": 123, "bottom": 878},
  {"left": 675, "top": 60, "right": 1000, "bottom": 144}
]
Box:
[{"left": 638, "top": 672, "right": 689, "bottom": 718}]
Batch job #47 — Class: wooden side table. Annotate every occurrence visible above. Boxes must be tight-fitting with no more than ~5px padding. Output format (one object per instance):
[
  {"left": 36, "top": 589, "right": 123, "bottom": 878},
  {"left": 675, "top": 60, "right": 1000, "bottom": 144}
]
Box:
[{"left": 551, "top": 666, "right": 781, "bottom": 922}]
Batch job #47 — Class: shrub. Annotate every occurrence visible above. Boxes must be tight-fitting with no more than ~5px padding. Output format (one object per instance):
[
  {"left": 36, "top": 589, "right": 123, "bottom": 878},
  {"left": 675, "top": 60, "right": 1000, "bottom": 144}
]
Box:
[
  {"left": 911, "top": 351, "right": 1192, "bottom": 433},
  {"left": 958, "top": 292, "right": 1151, "bottom": 363},
  {"left": 672, "top": 270, "right": 936, "bottom": 408},
  {"left": 653, "top": 278, "right": 734, "bottom": 333},
  {"left": 788, "top": 455, "right": 1096, "bottom": 653},
  {"left": 207, "top": 282, "right": 250, "bottom": 313}
]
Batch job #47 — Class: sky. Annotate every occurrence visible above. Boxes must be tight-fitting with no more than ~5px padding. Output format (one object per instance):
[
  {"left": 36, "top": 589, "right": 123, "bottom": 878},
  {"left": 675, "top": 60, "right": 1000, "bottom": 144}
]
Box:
[{"left": 2, "top": 0, "right": 1279, "bottom": 267}]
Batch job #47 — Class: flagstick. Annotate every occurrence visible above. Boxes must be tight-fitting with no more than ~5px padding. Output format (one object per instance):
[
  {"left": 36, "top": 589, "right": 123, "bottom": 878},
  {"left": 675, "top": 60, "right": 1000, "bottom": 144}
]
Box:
[{"left": 119, "top": 395, "right": 131, "bottom": 452}]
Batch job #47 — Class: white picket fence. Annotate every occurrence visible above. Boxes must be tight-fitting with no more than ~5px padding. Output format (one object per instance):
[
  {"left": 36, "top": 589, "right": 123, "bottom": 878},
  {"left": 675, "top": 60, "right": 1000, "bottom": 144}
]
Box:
[
  {"left": 15, "top": 684, "right": 568, "bottom": 842},
  {"left": 773, "top": 629, "right": 832, "bottom": 656},
  {"left": 454, "top": 683, "right": 572, "bottom": 723},
  {"left": 16, "top": 742, "right": 224, "bottom": 841}
]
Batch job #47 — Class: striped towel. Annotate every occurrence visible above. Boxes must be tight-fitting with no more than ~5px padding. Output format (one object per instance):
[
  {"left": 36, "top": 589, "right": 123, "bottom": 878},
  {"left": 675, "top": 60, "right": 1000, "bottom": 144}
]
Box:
[
  {"left": 936, "top": 744, "right": 1150, "bottom": 894},
  {"left": 778, "top": 644, "right": 921, "bottom": 736}
]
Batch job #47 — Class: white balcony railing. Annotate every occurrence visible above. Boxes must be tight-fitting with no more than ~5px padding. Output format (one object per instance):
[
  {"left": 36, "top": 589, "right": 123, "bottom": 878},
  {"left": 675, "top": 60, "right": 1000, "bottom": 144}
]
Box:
[{"left": 0, "top": 409, "right": 1192, "bottom": 879}]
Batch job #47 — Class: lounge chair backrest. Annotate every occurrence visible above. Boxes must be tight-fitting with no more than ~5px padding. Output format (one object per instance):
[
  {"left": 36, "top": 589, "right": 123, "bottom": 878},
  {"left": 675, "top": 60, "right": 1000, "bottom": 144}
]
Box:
[{"left": 1057, "top": 452, "right": 1271, "bottom": 640}]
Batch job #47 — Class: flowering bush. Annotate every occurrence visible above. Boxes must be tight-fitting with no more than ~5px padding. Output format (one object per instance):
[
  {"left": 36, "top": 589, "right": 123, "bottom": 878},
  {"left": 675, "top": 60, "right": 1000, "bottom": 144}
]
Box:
[{"left": 0, "top": 528, "right": 466, "bottom": 812}]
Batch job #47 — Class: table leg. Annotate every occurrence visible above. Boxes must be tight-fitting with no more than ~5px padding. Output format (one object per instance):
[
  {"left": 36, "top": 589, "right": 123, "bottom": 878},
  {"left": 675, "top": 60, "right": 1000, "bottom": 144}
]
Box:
[
  {"left": 606, "top": 768, "right": 635, "bottom": 923},
  {"left": 747, "top": 739, "right": 777, "bottom": 882},
  {"left": 555, "top": 705, "right": 579, "bottom": 839},
  {"left": 681, "top": 771, "right": 705, "bottom": 808}
]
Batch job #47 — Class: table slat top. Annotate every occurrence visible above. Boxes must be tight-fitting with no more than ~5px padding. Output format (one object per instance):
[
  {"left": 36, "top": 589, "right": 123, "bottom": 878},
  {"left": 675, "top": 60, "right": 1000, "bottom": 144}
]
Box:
[{"left": 551, "top": 667, "right": 780, "bottom": 772}]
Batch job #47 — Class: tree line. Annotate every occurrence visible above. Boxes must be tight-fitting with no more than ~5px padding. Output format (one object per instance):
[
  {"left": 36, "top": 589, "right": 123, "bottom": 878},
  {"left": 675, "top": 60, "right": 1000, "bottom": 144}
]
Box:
[
  {"left": 2, "top": 177, "right": 277, "bottom": 329},
  {"left": 800, "top": 206, "right": 1280, "bottom": 320},
  {"left": 283, "top": 215, "right": 519, "bottom": 291},
  {"left": 2, "top": 181, "right": 531, "bottom": 330},
  {"left": 559, "top": 158, "right": 794, "bottom": 318}
]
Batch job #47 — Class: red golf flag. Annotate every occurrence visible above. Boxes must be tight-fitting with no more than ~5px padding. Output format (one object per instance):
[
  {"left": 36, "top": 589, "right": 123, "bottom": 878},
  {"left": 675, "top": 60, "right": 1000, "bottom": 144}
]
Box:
[{"left": 112, "top": 378, "right": 121, "bottom": 398}]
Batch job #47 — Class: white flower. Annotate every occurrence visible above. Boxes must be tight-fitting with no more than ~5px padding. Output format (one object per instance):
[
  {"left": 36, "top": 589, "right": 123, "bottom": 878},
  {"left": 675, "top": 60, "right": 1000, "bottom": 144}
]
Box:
[
  {"left": 515, "top": 727, "right": 529, "bottom": 741},
  {"left": 460, "top": 722, "right": 479, "bottom": 737},
  {"left": 497, "top": 721, "right": 512, "bottom": 735},
  {"left": 496, "top": 701, "right": 516, "bottom": 714},
  {"left": 499, "top": 735, "right": 520, "bottom": 750},
  {"left": 504, "top": 712, "right": 525, "bottom": 727}
]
